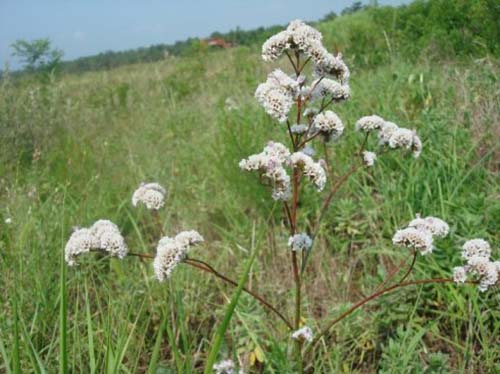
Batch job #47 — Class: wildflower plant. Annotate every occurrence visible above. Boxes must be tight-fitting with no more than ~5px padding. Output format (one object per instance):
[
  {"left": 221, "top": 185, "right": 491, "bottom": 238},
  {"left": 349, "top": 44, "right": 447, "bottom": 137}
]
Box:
[{"left": 63, "top": 20, "right": 499, "bottom": 372}]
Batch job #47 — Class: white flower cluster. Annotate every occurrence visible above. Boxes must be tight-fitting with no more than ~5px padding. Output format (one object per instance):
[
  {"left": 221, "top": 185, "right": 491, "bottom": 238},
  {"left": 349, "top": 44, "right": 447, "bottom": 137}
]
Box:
[
  {"left": 255, "top": 69, "right": 299, "bottom": 123},
  {"left": 408, "top": 215, "right": 450, "bottom": 238},
  {"left": 356, "top": 115, "right": 423, "bottom": 158},
  {"left": 291, "top": 326, "right": 313, "bottom": 343},
  {"left": 65, "top": 219, "right": 128, "bottom": 266},
  {"left": 153, "top": 230, "right": 204, "bottom": 281},
  {"left": 239, "top": 141, "right": 292, "bottom": 200},
  {"left": 392, "top": 215, "right": 449, "bottom": 255},
  {"left": 290, "top": 152, "right": 327, "bottom": 191},
  {"left": 132, "top": 182, "right": 167, "bottom": 210},
  {"left": 240, "top": 144, "right": 327, "bottom": 198},
  {"left": 311, "top": 110, "right": 344, "bottom": 142},
  {"left": 261, "top": 20, "right": 349, "bottom": 82},
  {"left": 310, "top": 78, "right": 350, "bottom": 102},
  {"left": 355, "top": 115, "right": 385, "bottom": 132},
  {"left": 363, "top": 151, "right": 377, "bottom": 167},
  {"left": 288, "top": 233, "right": 313, "bottom": 251},
  {"left": 213, "top": 359, "right": 244, "bottom": 374},
  {"left": 453, "top": 239, "right": 499, "bottom": 292}
]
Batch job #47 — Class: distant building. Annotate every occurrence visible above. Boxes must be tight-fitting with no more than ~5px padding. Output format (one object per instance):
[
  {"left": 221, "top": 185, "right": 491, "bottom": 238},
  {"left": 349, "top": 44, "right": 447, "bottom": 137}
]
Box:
[{"left": 204, "top": 38, "right": 233, "bottom": 49}]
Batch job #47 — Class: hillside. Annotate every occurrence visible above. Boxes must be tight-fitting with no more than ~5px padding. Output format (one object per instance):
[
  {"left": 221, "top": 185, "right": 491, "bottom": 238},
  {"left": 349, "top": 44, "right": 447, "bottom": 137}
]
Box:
[{"left": 0, "top": 1, "right": 499, "bottom": 372}]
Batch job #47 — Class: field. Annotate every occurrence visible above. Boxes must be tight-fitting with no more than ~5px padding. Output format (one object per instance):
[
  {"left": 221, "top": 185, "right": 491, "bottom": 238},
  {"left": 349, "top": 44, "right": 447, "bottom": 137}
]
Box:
[{"left": 1, "top": 4, "right": 499, "bottom": 373}]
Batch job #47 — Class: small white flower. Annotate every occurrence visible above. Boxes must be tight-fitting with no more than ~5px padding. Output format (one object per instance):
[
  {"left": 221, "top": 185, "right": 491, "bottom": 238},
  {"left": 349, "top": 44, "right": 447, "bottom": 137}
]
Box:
[
  {"left": 261, "top": 30, "right": 291, "bottom": 61},
  {"left": 378, "top": 121, "right": 399, "bottom": 145},
  {"left": 132, "top": 182, "right": 167, "bottom": 210},
  {"left": 412, "top": 133, "right": 423, "bottom": 158},
  {"left": 4, "top": 218, "right": 12, "bottom": 224},
  {"left": 467, "top": 255, "right": 498, "bottom": 292},
  {"left": 174, "top": 230, "right": 204, "bottom": 247},
  {"left": 355, "top": 115, "right": 385, "bottom": 132},
  {"left": 453, "top": 266, "right": 467, "bottom": 284},
  {"left": 291, "top": 152, "right": 327, "bottom": 191},
  {"left": 99, "top": 231, "right": 128, "bottom": 259},
  {"left": 255, "top": 70, "right": 299, "bottom": 123},
  {"left": 291, "top": 326, "right": 313, "bottom": 343},
  {"left": 288, "top": 233, "right": 313, "bottom": 251},
  {"left": 388, "top": 128, "right": 414, "bottom": 149},
  {"left": 153, "top": 237, "right": 183, "bottom": 282},
  {"left": 311, "top": 110, "right": 344, "bottom": 141},
  {"left": 239, "top": 142, "right": 292, "bottom": 201},
  {"left": 290, "top": 124, "right": 308, "bottom": 134},
  {"left": 408, "top": 215, "right": 449, "bottom": 238},
  {"left": 64, "top": 228, "right": 99, "bottom": 266},
  {"left": 310, "top": 78, "right": 350, "bottom": 101},
  {"left": 213, "top": 359, "right": 241, "bottom": 374},
  {"left": 153, "top": 230, "right": 204, "bottom": 281},
  {"left": 392, "top": 227, "right": 434, "bottom": 255},
  {"left": 362, "top": 151, "right": 377, "bottom": 167},
  {"left": 462, "top": 239, "right": 491, "bottom": 260},
  {"left": 65, "top": 220, "right": 128, "bottom": 266}
]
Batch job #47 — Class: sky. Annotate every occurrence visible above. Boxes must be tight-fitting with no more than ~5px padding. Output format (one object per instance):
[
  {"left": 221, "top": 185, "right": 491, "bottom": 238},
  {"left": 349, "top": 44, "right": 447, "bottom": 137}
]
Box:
[{"left": 0, "top": 0, "right": 407, "bottom": 69}]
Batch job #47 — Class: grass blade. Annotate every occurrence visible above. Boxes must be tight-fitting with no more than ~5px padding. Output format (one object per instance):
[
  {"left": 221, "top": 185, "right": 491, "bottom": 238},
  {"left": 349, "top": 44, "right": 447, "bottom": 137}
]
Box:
[{"left": 203, "top": 244, "right": 258, "bottom": 373}]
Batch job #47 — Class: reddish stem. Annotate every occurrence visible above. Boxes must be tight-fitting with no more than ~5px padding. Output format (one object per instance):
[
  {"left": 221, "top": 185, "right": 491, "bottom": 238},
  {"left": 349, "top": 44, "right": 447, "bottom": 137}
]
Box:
[{"left": 306, "top": 278, "right": 476, "bottom": 352}]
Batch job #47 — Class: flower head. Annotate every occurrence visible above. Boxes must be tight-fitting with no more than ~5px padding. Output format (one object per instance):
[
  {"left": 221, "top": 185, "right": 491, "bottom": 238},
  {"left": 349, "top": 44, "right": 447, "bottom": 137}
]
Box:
[
  {"left": 462, "top": 239, "right": 491, "bottom": 260},
  {"left": 378, "top": 121, "right": 399, "bottom": 145},
  {"left": 239, "top": 142, "right": 292, "bottom": 200},
  {"left": 453, "top": 266, "right": 467, "bottom": 283},
  {"left": 153, "top": 230, "right": 204, "bottom": 281},
  {"left": 311, "top": 111, "right": 344, "bottom": 141},
  {"left": 288, "top": 233, "right": 313, "bottom": 251},
  {"left": 65, "top": 228, "right": 99, "bottom": 266},
  {"left": 362, "top": 151, "right": 377, "bottom": 167},
  {"left": 388, "top": 128, "right": 414, "bottom": 149},
  {"left": 291, "top": 326, "right": 313, "bottom": 343},
  {"left": 291, "top": 152, "right": 326, "bottom": 191},
  {"left": 213, "top": 359, "right": 243, "bottom": 374},
  {"left": 355, "top": 115, "right": 385, "bottom": 132},
  {"left": 132, "top": 182, "right": 167, "bottom": 210},
  {"left": 310, "top": 78, "right": 350, "bottom": 102},
  {"left": 262, "top": 31, "right": 291, "bottom": 61},
  {"left": 392, "top": 227, "right": 434, "bottom": 255},
  {"left": 453, "top": 238, "right": 498, "bottom": 292},
  {"left": 411, "top": 133, "right": 423, "bottom": 158},
  {"left": 408, "top": 215, "right": 449, "bottom": 238},
  {"left": 64, "top": 220, "right": 128, "bottom": 266},
  {"left": 467, "top": 255, "right": 498, "bottom": 292},
  {"left": 255, "top": 69, "right": 300, "bottom": 124}
]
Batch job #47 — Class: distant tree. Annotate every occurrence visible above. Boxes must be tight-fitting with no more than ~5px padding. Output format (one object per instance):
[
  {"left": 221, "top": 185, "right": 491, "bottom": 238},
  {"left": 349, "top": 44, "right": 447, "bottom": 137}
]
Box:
[
  {"left": 321, "top": 11, "right": 337, "bottom": 22},
  {"left": 341, "top": 1, "right": 365, "bottom": 15},
  {"left": 11, "top": 38, "right": 63, "bottom": 71}
]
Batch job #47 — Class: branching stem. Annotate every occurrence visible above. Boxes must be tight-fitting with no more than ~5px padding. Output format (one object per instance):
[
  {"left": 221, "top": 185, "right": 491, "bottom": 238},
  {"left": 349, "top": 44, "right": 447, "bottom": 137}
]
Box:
[
  {"left": 306, "top": 278, "right": 477, "bottom": 355},
  {"left": 126, "top": 252, "right": 293, "bottom": 329}
]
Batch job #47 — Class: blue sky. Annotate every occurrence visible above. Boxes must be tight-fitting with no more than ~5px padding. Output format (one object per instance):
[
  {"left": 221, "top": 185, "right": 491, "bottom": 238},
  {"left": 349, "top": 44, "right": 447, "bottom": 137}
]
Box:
[{"left": 0, "top": 0, "right": 407, "bottom": 69}]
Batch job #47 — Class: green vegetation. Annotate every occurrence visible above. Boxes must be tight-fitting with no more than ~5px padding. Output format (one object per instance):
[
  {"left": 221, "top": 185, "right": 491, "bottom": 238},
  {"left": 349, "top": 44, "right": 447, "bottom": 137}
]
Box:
[
  {"left": 10, "top": 38, "right": 63, "bottom": 72},
  {"left": 1, "top": 0, "right": 498, "bottom": 372}
]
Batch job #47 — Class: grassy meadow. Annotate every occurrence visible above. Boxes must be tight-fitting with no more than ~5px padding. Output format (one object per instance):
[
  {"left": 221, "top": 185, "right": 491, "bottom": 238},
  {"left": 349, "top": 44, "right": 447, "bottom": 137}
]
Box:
[{"left": 1, "top": 5, "right": 499, "bottom": 373}]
